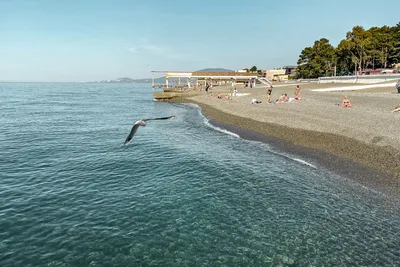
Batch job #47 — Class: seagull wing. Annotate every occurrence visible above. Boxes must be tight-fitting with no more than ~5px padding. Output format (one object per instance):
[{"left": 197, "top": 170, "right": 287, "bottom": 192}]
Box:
[
  {"left": 124, "top": 116, "right": 175, "bottom": 145},
  {"left": 124, "top": 122, "right": 142, "bottom": 145},
  {"left": 142, "top": 116, "right": 175, "bottom": 122}
]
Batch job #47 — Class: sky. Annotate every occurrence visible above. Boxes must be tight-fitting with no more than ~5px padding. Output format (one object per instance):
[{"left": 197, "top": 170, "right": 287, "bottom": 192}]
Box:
[{"left": 0, "top": 0, "right": 399, "bottom": 82}]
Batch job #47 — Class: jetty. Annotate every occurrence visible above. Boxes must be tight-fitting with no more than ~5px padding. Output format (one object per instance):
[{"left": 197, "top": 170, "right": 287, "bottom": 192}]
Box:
[{"left": 151, "top": 70, "right": 273, "bottom": 101}]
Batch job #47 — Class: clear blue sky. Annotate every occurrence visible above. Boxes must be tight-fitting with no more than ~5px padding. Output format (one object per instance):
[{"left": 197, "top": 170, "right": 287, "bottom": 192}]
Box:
[{"left": 0, "top": 0, "right": 398, "bottom": 82}]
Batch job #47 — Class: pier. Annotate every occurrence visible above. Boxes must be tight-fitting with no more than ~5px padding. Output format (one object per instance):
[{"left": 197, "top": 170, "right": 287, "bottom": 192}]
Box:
[{"left": 151, "top": 70, "right": 273, "bottom": 101}]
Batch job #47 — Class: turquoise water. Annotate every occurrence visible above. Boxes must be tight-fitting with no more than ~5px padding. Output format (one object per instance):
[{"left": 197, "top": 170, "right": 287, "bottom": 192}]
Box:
[{"left": 1, "top": 83, "right": 400, "bottom": 266}]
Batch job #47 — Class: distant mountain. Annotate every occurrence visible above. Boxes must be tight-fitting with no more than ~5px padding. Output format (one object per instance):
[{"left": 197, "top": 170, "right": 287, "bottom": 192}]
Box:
[
  {"left": 114, "top": 77, "right": 135, "bottom": 83},
  {"left": 89, "top": 77, "right": 152, "bottom": 83},
  {"left": 194, "top": 68, "right": 234, "bottom": 72},
  {"left": 149, "top": 68, "right": 235, "bottom": 84},
  {"left": 90, "top": 68, "right": 235, "bottom": 84},
  {"left": 128, "top": 77, "right": 155, "bottom": 83}
]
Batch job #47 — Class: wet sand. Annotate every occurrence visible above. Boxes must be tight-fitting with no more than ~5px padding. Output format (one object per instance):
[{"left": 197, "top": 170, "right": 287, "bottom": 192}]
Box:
[{"left": 172, "top": 81, "right": 400, "bottom": 195}]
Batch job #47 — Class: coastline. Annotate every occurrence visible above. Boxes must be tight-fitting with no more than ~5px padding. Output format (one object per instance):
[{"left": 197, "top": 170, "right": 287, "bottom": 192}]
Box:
[{"left": 171, "top": 84, "right": 400, "bottom": 196}]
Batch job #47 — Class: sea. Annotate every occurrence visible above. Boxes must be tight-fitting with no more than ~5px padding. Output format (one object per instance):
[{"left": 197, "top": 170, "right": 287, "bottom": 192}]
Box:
[{"left": 1, "top": 83, "right": 400, "bottom": 267}]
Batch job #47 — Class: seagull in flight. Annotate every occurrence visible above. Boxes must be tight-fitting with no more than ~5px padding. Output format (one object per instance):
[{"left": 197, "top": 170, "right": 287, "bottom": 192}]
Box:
[{"left": 124, "top": 116, "right": 175, "bottom": 145}]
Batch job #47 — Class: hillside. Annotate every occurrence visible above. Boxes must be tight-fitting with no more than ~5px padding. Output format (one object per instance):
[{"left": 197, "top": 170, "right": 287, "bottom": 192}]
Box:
[
  {"left": 194, "top": 68, "right": 234, "bottom": 72},
  {"left": 90, "top": 68, "right": 235, "bottom": 83}
]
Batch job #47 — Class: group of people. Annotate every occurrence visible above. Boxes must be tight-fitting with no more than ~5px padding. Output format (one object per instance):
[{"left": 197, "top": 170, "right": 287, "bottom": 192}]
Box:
[
  {"left": 275, "top": 93, "right": 295, "bottom": 104},
  {"left": 342, "top": 96, "right": 400, "bottom": 112},
  {"left": 265, "top": 85, "right": 301, "bottom": 104},
  {"left": 217, "top": 93, "right": 232, "bottom": 100},
  {"left": 340, "top": 80, "right": 400, "bottom": 109},
  {"left": 215, "top": 86, "right": 239, "bottom": 100},
  {"left": 209, "top": 81, "right": 399, "bottom": 113},
  {"left": 267, "top": 84, "right": 353, "bottom": 108}
]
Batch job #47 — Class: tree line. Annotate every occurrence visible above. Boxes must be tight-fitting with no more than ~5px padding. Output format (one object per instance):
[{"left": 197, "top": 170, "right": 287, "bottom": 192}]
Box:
[{"left": 296, "top": 23, "right": 400, "bottom": 78}]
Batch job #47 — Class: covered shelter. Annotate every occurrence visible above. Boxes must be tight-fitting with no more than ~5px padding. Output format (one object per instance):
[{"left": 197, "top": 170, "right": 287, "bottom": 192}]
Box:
[{"left": 151, "top": 71, "right": 272, "bottom": 89}]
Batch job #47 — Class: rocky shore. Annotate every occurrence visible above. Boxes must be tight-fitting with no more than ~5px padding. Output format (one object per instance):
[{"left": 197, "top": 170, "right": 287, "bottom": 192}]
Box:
[{"left": 172, "top": 82, "right": 400, "bottom": 195}]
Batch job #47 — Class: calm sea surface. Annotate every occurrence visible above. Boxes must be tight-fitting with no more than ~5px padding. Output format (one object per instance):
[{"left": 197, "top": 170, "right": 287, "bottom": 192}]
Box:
[{"left": 1, "top": 83, "right": 400, "bottom": 266}]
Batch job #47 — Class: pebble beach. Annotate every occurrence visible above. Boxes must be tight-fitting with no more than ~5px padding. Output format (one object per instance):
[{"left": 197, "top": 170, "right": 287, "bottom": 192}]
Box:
[{"left": 175, "top": 82, "right": 400, "bottom": 194}]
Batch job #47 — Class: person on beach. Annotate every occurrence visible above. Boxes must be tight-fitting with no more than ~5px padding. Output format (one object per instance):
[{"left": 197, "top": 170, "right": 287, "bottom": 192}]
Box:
[
  {"left": 205, "top": 83, "right": 210, "bottom": 92},
  {"left": 294, "top": 85, "right": 301, "bottom": 99},
  {"left": 233, "top": 88, "right": 238, "bottom": 97},
  {"left": 341, "top": 96, "right": 352, "bottom": 108},
  {"left": 396, "top": 80, "right": 400, "bottom": 93},
  {"left": 276, "top": 94, "right": 289, "bottom": 104},
  {"left": 266, "top": 86, "right": 273, "bottom": 102},
  {"left": 206, "top": 82, "right": 213, "bottom": 97},
  {"left": 275, "top": 94, "right": 284, "bottom": 104},
  {"left": 392, "top": 104, "right": 400, "bottom": 112},
  {"left": 251, "top": 98, "right": 262, "bottom": 104}
]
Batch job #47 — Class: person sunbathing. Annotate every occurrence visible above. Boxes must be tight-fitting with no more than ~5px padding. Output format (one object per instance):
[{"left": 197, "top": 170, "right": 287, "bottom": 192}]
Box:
[
  {"left": 341, "top": 96, "right": 352, "bottom": 108},
  {"left": 251, "top": 98, "right": 262, "bottom": 104},
  {"left": 392, "top": 104, "right": 400, "bottom": 112},
  {"left": 276, "top": 94, "right": 289, "bottom": 104}
]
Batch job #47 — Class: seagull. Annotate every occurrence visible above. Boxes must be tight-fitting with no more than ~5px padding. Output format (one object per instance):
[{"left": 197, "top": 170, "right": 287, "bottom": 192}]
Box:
[{"left": 124, "top": 116, "right": 175, "bottom": 145}]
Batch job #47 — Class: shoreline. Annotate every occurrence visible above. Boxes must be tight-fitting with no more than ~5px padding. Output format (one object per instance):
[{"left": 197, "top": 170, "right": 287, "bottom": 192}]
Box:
[{"left": 172, "top": 97, "right": 400, "bottom": 197}]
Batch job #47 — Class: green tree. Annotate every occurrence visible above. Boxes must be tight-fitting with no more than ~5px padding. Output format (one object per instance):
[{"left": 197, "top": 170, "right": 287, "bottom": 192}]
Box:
[
  {"left": 297, "top": 23, "right": 400, "bottom": 77},
  {"left": 336, "top": 39, "right": 354, "bottom": 72},
  {"left": 296, "top": 38, "right": 336, "bottom": 78},
  {"left": 388, "top": 23, "right": 400, "bottom": 65},
  {"left": 368, "top": 26, "right": 394, "bottom": 69},
  {"left": 249, "top": 66, "right": 257, "bottom": 72},
  {"left": 337, "top": 26, "right": 372, "bottom": 72}
]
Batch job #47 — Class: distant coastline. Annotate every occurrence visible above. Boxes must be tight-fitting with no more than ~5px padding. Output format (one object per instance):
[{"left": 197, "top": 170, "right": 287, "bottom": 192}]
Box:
[
  {"left": 88, "top": 68, "right": 235, "bottom": 84},
  {"left": 88, "top": 77, "right": 153, "bottom": 84}
]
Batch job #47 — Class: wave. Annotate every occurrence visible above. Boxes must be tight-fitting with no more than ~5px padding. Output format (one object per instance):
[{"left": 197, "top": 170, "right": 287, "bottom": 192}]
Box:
[
  {"left": 198, "top": 109, "right": 240, "bottom": 138},
  {"left": 173, "top": 103, "right": 240, "bottom": 138},
  {"left": 256, "top": 141, "right": 317, "bottom": 169},
  {"left": 289, "top": 157, "right": 317, "bottom": 169},
  {"left": 180, "top": 102, "right": 317, "bottom": 169}
]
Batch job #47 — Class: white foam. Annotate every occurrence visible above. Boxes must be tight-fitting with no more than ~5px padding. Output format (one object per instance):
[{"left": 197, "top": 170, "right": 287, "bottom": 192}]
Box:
[
  {"left": 311, "top": 82, "right": 396, "bottom": 92},
  {"left": 205, "top": 121, "right": 240, "bottom": 138},
  {"left": 187, "top": 102, "right": 316, "bottom": 169},
  {"left": 265, "top": 148, "right": 318, "bottom": 170},
  {"left": 290, "top": 158, "right": 317, "bottom": 169},
  {"left": 197, "top": 109, "right": 240, "bottom": 138},
  {"left": 182, "top": 103, "right": 201, "bottom": 109}
]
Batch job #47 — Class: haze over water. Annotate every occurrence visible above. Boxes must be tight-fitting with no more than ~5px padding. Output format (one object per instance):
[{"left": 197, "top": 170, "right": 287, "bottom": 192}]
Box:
[{"left": 1, "top": 83, "right": 400, "bottom": 266}]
